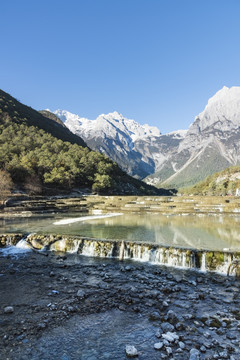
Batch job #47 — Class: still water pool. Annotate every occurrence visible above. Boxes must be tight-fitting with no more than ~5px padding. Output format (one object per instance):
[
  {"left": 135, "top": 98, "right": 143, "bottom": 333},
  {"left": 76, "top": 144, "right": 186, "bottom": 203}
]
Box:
[{"left": 1, "top": 212, "right": 240, "bottom": 251}]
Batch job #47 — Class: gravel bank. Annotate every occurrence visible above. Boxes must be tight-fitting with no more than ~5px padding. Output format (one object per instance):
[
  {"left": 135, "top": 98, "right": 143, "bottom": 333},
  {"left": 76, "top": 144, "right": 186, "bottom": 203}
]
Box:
[{"left": 0, "top": 250, "right": 240, "bottom": 359}]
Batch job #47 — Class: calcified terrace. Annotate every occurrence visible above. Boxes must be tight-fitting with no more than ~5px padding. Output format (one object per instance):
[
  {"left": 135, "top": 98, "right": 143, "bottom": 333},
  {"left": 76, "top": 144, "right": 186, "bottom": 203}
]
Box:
[
  {"left": 2, "top": 195, "right": 240, "bottom": 216},
  {"left": 83, "top": 195, "right": 240, "bottom": 215}
]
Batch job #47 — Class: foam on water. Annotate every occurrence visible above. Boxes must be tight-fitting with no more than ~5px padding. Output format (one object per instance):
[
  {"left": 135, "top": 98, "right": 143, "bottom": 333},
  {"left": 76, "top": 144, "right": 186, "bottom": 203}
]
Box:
[
  {"left": 0, "top": 240, "right": 32, "bottom": 258},
  {"left": 53, "top": 213, "right": 123, "bottom": 225}
]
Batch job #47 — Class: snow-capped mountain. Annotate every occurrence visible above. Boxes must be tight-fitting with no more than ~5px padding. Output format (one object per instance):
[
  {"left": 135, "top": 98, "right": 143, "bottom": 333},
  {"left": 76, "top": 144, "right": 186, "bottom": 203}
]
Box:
[
  {"left": 52, "top": 86, "right": 240, "bottom": 188},
  {"left": 54, "top": 110, "right": 161, "bottom": 143},
  {"left": 54, "top": 110, "right": 186, "bottom": 179},
  {"left": 146, "top": 86, "right": 240, "bottom": 188}
]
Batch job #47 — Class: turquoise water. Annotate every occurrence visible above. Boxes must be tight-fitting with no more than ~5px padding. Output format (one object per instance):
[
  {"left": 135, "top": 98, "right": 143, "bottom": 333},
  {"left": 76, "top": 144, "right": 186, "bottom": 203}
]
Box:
[{"left": 1, "top": 212, "right": 240, "bottom": 251}]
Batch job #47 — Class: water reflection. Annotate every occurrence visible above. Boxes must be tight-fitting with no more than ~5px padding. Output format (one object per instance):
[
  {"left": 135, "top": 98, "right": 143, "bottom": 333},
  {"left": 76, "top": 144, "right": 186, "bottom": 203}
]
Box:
[{"left": 1, "top": 213, "right": 240, "bottom": 251}]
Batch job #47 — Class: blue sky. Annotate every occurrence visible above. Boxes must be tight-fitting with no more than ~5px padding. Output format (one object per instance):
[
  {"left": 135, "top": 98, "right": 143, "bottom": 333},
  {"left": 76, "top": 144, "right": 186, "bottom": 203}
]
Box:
[{"left": 1, "top": 0, "right": 240, "bottom": 133}]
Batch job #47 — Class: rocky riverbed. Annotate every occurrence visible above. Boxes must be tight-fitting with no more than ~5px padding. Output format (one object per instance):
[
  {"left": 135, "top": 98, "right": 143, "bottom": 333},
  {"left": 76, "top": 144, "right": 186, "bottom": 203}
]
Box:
[{"left": 0, "top": 249, "right": 240, "bottom": 360}]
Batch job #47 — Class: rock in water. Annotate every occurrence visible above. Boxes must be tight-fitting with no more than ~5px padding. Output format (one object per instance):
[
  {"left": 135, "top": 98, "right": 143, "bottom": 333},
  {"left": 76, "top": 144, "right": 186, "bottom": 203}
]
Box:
[{"left": 125, "top": 345, "right": 138, "bottom": 357}]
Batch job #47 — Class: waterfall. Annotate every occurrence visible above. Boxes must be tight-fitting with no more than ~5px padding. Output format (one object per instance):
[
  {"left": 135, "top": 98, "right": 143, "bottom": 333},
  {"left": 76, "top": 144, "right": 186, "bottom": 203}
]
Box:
[
  {"left": 81, "top": 241, "right": 97, "bottom": 257},
  {"left": 4, "top": 233, "right": 239, "bottom": 276},
  {"left": 48, "top": 237, "right": 240, "bottom": 275},
  {"left": 80, "top": 239, "right": 115, "bottom": 258},
  {"left": 119, "top": 240, "right": 125, "bottom": 261},
  {"left": 182, "top": 252, "right": 186, "bottom": 268},
  {"left": 201, "top": 252, "right": 206, "bottom": 272},
  {"left": 50, "top": 238, "right": 81, "bottom": 253},
  {"left": 0, "top": 238, "right": 32, "bottom": 257}
]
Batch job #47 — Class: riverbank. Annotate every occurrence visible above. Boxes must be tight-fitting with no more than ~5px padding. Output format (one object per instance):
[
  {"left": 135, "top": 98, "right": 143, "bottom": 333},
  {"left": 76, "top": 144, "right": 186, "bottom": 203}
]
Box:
[{"left": 0, "top": 249, "right": 240, "bottom": 359}]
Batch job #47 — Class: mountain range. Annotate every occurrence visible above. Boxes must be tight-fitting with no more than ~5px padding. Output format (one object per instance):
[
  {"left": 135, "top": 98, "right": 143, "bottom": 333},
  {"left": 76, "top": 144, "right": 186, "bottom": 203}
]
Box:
[
  {"left": 53, "top": 86, "right": 240, "bottom": 188},
  {"left": 53, "top": 110, "right": 187, "bottom": 179}
]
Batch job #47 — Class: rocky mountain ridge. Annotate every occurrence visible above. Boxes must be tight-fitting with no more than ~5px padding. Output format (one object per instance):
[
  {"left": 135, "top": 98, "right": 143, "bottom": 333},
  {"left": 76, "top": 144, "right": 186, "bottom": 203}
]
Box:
[
  {"left": 54, "top": 109, "right": 187, "bottom": 179},
  {"left": 146, "top": 86, "right": 240, "bottom": 188}
]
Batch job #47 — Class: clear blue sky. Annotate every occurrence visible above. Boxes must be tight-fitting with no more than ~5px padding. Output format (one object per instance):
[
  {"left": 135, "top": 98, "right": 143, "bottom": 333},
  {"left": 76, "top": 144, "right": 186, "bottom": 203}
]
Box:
[{"left": 1, "top": 0, "right": 240, "bottom": 133}]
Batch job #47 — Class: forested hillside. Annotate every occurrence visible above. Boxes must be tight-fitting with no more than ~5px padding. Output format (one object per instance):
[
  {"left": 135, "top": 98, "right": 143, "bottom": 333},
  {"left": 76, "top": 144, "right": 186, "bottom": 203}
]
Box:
[
  {"left": 181, "top": 166, "right": 240, "bottom": 196},
  {"left": 0, "top": 89, "right": 164, "bottom": 197},
  {"left": 0, "top": 90, "right": 87, "bottom": 147}
]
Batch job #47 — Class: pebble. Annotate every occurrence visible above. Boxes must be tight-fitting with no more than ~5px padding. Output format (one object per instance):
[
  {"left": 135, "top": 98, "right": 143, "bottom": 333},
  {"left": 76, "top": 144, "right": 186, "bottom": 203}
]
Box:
[
  {"left": 166, "top": 309, "right": 179, "bottom": 324},
  {"left": 125, "top": 345, "right": 138, "bottom": 357},
  {"left": 155, "top": 329, "right": 163, "bottom": 338},
  {"left": 162, "top": 331, "right": 179, "bottom": 343},
  {"left": 4, "top": 306, "right": 14, "bottom": 314},
  {"left": 161, "top": 322, "right": 175, "bottom": 332},
  {"left": 189, "top": 348, "right": 200, "bottom": 360},
  {"left": 175, "top": 322, "right": 185, "bottom": 330},
  {"left": 154, "top": 342, "right": 164, "bottom": 350},
  {"left": 166, "top": 347, "right": 173, "bottom": 355},
  {"left": 219, "top": 351, "right": 229, "bottom": 359},
  {"left": 148, "top": 311, "right": 161, "bottom": 321},
  {"left": 203, "top": 331, "right": 211, "bottom": 338},
  {"left": 76, "top": 290, "right": 85, "bottom": 298},
  {"left": 51, "top": 290, "right": 59, "bottom": 295},
  {"left": 179, "top": 341, "right": 185, "bottom": 349},
  {"left": 125, "top": 266, "right": 132, "bottom": 271},
  {"left": 163, "top": 339, "right": 170, "bottom": 346},
  {"left": 226, "top": 332, "right": 236, "bottom": 340},
  {"left": 206, "top": 317, "right": 222, "bottom": 328}
]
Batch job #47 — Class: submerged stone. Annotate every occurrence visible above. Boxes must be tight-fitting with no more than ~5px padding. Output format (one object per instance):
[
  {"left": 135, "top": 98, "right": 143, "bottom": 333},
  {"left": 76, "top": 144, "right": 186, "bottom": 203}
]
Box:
[{"left": 125, "top": 345, "right": 138, "bottom": 357}]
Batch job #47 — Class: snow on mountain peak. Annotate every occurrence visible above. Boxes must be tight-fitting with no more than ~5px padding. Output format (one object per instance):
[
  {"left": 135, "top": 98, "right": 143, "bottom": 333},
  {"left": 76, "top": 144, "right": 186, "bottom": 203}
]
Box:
[
  {"left": 53, "top": 109, "right": 161, "bottom": 142},
  {"left": 196, "top": 86, "right": 240, "bottom": 131},
  {"left": 103, "top": 111, "right": 123, "bottom": 119}
]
